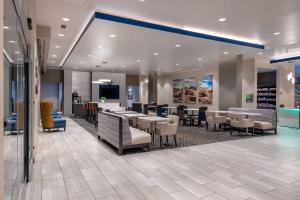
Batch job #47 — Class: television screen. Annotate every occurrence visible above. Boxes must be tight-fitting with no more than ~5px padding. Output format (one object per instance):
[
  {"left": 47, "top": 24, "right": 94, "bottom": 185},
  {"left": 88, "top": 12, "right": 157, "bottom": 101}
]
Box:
[{"left": 99, "top": 85, "right": 120, "bottom": 99}]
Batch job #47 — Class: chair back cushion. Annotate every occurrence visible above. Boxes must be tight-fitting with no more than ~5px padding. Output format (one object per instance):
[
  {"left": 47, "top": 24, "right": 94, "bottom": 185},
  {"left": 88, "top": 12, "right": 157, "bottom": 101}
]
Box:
[
  {"left": 40, "top": 100, "right": 54, "bottom": 128},
  {"left": 98, "top": 112, "right": 132, "bottom": 148}
]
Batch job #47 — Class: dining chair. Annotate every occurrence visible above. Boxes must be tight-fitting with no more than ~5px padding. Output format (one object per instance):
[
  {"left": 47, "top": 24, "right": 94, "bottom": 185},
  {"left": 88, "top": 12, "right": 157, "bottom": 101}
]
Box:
[
  {"left": 230, "top": 113, "right": 254, "bottom": 135},
  {"left": 156, "top": 115, "right": 179, "bottom": 147},
  {"left": 136, "top": 118, "right": 152, "bottom": 133}
]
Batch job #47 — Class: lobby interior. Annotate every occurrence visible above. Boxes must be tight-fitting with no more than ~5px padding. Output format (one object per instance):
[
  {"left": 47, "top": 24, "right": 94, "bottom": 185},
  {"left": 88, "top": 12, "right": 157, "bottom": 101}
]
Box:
[{"left": 1, "top": 0, "right": 300, "bottom": 200}]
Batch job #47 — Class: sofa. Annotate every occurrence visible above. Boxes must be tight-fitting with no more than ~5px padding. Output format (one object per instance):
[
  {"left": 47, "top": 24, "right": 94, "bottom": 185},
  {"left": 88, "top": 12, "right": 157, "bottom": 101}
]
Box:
[
  {"left": 228, "top": 108, "right": 277, "bottom": 135},
  {"left": 97, "top": 111, "right": 151, "bottom": 155}
]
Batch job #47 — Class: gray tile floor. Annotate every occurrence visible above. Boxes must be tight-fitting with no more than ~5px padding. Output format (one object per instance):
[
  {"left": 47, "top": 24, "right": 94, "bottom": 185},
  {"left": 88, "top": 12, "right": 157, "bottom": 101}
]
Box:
[{"left": 25, "top": 118, "right": 300, "bottom": 200}]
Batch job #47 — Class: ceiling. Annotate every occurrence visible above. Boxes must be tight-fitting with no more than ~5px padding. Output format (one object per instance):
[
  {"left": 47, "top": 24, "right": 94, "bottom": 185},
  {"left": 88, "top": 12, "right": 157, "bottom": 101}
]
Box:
[{"left": 35, "top": 0, "right": 300, "bottom": 74}]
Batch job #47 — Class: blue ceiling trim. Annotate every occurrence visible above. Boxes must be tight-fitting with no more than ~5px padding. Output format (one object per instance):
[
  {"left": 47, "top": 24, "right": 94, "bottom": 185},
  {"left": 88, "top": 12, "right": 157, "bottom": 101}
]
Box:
[
  {"left": 95, "top": 12, "right": 265, "bottom": 49},
  {"left": 270, "top": 55, "right": 300, "bottom": 64}
]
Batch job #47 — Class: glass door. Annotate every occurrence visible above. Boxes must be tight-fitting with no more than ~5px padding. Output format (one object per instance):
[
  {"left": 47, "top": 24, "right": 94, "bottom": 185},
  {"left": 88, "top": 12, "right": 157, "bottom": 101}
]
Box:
[{"left": 3, "top": 0, "right": 29, "bottom": 199}]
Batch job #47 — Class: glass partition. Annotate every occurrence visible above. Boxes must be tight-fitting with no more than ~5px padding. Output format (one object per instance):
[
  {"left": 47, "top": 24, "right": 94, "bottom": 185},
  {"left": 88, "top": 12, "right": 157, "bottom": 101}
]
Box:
[{"left": 3, "top": 0, "right": 27, "bottom": 199}]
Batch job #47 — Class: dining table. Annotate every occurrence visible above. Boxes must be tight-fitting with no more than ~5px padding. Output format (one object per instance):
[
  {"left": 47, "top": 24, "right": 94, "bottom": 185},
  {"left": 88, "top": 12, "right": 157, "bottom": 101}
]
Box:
[{"left": 137, "top": 116, "right": 169, "bottom": 141}]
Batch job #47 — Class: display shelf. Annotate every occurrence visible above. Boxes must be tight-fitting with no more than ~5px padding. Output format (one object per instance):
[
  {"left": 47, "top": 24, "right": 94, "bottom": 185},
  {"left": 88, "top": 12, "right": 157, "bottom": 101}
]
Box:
[{"left": 257, "top": 86, "right": 277, "bottom": 110}]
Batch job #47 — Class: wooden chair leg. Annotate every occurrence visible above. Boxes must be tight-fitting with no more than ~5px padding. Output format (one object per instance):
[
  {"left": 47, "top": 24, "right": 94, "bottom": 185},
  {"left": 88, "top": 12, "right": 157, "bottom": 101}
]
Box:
[
  {"left": 174, "top": 135, "right": 177, "bottom": 146},
  {"left": 166, "top": 136, "right": 169, "bottom": 144}
]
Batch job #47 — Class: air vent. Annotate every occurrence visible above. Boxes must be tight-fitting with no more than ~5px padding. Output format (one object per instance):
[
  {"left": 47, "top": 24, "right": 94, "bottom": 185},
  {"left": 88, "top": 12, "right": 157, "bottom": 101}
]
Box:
[
  {"left": 96, "top": 65, "right": 101, "bottom": 68},
  {"left": 61, "top": 24, "right": 67, "bottom": 29}
]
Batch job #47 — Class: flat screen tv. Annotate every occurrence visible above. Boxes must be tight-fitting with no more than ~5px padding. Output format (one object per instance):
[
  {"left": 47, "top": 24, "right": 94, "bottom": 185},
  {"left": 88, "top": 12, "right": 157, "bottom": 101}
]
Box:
[{"left": 99, "top": 85, "right": 120, "bottom": 99}]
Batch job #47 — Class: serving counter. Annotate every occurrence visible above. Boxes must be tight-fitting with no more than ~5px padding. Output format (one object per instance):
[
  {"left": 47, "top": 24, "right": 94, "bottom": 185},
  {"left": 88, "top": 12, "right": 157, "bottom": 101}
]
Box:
[{"left": 278, "top": 108, "right": 300, "bottom": 129}]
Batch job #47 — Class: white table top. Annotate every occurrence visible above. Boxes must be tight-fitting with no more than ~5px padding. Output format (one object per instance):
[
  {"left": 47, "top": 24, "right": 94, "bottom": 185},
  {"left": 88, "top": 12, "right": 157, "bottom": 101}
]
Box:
[
  {"left": 137, "top": 116, "right": 168, "bottom": 122},
  {"left": 114, "top": 111, "right": 137, "bottom": 114},
  {"left": 184, "top": 108, "right": 199, "bottom": 111},
  {"left": 122, "top": 113, "right": 147, "bottom": 118},
  {"left": 211, "top": 110, "right": 229, "bottom": 114},
  {"left": 162, "top": 107, "right": 177, "bottom": 109}
]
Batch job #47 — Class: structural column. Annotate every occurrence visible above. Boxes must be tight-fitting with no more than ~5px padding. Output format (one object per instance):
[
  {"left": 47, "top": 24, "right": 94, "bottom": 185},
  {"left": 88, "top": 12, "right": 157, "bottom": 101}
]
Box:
[{"left": 148, "top": 72, "right": 158, "bottom": 103}]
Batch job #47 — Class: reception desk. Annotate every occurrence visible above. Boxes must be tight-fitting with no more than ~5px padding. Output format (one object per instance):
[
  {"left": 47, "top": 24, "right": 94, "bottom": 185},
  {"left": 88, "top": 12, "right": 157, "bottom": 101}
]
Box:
[{"left": 278, "top": 108, "right": 300, "bottom": 129}]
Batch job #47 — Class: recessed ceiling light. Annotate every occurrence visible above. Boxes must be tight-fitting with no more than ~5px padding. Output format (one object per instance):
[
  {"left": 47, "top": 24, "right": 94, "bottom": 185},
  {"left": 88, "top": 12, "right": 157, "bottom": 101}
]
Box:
[
  {"left": 258, "top": 52, "right": 263, "bottom": 55},
  {"left": 198, "top": 57, "right": 203, "bottom": 61},
  {"left": 52, "top": 54, "right": 57, "bottom": 57},
  {"left": 109, "top": 34, "right": 116, "bottom": 38},
  {"left": 15, "top": 51, "right": 20, "bottom": 54},
  {"left": 3, "top": 26, "right": 9, "bottom": 30},
  {"left": 139, "top": 0, "right": 145, "bottom": 2},
  {"left": 58, "top": 33, "right": 64, "bottom": 37},
  {"left": 88, "top": 54, "right": 93, "bottom": 57},
  {"left": 8, "top": 40, "right": 16, "bottom": 43},
  {"left": 121, "top": 65, "right": 126, "bottom": 68},
  {"left": 175, "top": 44, "right": 181, "bottom": 47},
  {"left": 273, "top": 32, "right": 280, "bottom": 35},
  {"left": 62, "top": 17, "right": 70, "bottom": 22},
  {"left": 80, "top": 61, "right": 84, "bottom": 64},
  {"left": 98, "top": 46, "right": 103, "bottom": 49},
  {"left": 218, "top": 18, "right": 227, "bottom": 22},
  {"left": 55, "top": 45, "right": 60, "bottom": 48},
  {"left": 136, "top": 59, "right": 141, "bottom": 62},
  {"left": 223, "top": 51, "right": 229, "bottom": 54},
  {"left": 154, "top": 52, "right": 159, "bottom": 56},
  {"left": 176, "top": 64, "right": 180, "bottom": 66}
]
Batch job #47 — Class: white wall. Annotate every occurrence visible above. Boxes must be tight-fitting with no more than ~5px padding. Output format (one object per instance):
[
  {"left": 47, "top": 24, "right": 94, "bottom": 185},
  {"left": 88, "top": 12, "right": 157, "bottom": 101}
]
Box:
[
  {"left": 242, "top": 58, "right": 256, "bottom": 108},
  {"left": 92, "top": 72, "right": 126, "bottom": 106},
  {"left": 157, "top": 66, "right": 219, "bottom": 110},
  {"left": 139, "top": 76, "right": 148, "bottom": 104},
  {"left": 72, "top": 71, "right": 91, "bottom": 101},
  {"left": 278, "top": 64, "right": 295, "bottom": 107},
  {"left": 63, "top": 69, "right": 72, "bottom": 115}
]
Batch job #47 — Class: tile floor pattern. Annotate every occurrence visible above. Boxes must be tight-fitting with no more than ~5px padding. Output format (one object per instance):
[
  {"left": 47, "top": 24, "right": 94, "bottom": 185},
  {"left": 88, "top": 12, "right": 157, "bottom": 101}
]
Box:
[{"left": 24, "top": 118, "right": 300, "bottom": 200}]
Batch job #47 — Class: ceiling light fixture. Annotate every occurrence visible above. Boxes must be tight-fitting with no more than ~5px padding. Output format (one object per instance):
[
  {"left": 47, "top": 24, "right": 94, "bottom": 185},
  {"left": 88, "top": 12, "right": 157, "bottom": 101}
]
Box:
[
  {"left": 55, "top": 45, "right": 60, "bottom": 48},
  {"left": 218, "top": 18, "right": 227, "bottom": 22},
  {"left": 223, "top": 51, "right": 229, "bottom": 54},
  {"left": 154, "top": 52, "right": 159, "bottom": 56},
  {"left": 80, "top": 61, "right": 84, "bottom": 64},
  {"left": 109, "top": 34, "right": 116, "bottom": 38},
  {"left": 175, "top": 44, "right": 181, "bottom": 47},
  {"left": 8, "top": 40, "right": 16, "bottom": 43},
  {"left": 139, "top": 0, "right": 145, "bottom": 2},
  {"left": 52, "top": 54, "right": 57, "bottom": 57},
  {"left": 121, "top": 65, "right": 126, "bottom": 68},
  {"left": 58, "top": 33, "right": 64, "bottom": 37},
  {"left": 198, "top": 57, "right": 203, "bottom": 61},
  {"left": 3, "top": 26, "right": 9, "bottom": 30},
  {"left": 273, "top": 32, "right": 280, "bottom": 35},
  {"left": 176, "top": 64, "right": 179, "bottom": 66},
  {"left": 88, "top": 54, "right": 93, "bottom": 57},
  {"left": 136, "top": 59, "right": 141, "bottom": 62},
  {"left": 98, "top": 46, "right": 103, "bottom": 49},
  {"left": 62, "top": 17, "right": 70, "bottom": 22},
  {"left": 15, "top": 51, "right": 20, "bottom": 54}
]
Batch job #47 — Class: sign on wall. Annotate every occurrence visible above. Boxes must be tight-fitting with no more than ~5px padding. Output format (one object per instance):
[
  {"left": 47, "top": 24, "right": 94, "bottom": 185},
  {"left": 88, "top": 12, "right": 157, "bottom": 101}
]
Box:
[{"left": 173, "top": 79, "right": 183, "bottom": 103}]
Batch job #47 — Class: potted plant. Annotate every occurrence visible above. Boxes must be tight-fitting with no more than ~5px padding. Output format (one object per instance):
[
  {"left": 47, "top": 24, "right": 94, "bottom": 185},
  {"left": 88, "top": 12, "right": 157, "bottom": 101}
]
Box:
[{"left": 100, "top": 96, "right": 106, "bottom": 103}]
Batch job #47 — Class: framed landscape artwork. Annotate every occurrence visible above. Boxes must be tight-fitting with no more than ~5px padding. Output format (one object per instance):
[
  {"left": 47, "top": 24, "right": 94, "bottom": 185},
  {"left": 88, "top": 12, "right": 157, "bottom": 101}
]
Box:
[
  {"left": 184, "top": 77, "right": 197, "bottom": 104},
  {"left": 198, "top": 75, "right": 213, "bottom": 105},
  {"left": 173, "top": 79, "right": 183, "bottom": 103}
]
